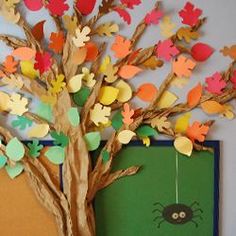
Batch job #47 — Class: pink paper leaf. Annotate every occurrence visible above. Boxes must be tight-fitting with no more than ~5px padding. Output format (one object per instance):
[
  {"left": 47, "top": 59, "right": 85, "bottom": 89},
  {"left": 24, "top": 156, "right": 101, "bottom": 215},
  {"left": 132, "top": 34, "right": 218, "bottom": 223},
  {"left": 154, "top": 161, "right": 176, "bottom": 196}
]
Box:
[
  {"left": 230, "top": 70, "right": 236, "bottom": 88},
  {"left": 46, "top": 0, "right": 69, "bottom": 16},
  {"left": 114, "top": 7, "right": 131, "bottom": 25},
  {"left": 191, "top": 43, "right": 214, "bottom": 62},
  {"left": 179, "top": 2, "right": 202, "bottom": 27},
  {"left": 24, "top": 0, "right": 43, "bottom": 11},
  {"left": 145, "top": 9, "right": 163, "bottom": 25},
  {"left": 156, "top": 39, "right": 180, "bottom": 61},
  {"left": 34, "top": 52, "right": 52, "bottom": 75},
  {"left": 120, "top": 0, "right": 141, "bottom": 9},
  {"left": 205, "top": 72, "right": 227, "bottom": 95}
]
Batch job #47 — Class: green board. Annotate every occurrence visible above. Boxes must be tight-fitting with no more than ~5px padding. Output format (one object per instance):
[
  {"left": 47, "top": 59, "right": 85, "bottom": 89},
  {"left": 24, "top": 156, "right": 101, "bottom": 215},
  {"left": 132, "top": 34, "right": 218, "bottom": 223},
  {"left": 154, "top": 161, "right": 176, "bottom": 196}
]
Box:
[{"left": 94, "top": 141, "right": 219, "bottom": 236}]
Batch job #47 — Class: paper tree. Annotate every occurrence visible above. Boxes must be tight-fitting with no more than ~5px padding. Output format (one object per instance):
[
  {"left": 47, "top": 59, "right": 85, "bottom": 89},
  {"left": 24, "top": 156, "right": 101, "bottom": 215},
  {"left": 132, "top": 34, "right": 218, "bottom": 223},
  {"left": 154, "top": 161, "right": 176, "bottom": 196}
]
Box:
[{"left": 0, "top": 0, "right": 235, "bottom": 235}]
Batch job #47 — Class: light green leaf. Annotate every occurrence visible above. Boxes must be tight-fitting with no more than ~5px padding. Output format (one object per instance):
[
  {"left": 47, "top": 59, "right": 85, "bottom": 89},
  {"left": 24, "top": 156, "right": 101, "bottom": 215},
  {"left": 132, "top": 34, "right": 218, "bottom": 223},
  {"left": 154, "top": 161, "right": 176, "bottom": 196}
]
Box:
[
  {"left": 35, "top": 102, "right": 53, "bottom": 122},
  {"left": 5, "top": 162, "right": 24, "bottom": 179},
  {"left": 11, "top": 116, "right": 33, "bottom": 130},
  {"left": 27, "top": 140, "right": 44, "bottom": 158},
  {"left": 0, "top": 155, "right": 7, "bottom": 169},
  {"left": 45, "top": 146, "right": 65, "bottom": 165},
  {"left": 6, "top": 137, "right": 25, "bottom": 161},
  {"left": 84, "top": 132, "right": 101, "bottom": 151},
  {"left": 67, "top": 107, "right": 80, "bottom": 127},
  {"left": 136, "top": 125, "right": 158, "bottom": 138}
]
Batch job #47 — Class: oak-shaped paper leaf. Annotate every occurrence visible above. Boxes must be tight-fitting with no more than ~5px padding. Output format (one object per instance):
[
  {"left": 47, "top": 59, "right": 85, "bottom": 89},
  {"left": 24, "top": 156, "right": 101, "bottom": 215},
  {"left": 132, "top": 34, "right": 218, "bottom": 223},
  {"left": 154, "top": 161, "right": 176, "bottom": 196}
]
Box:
[
  {"left": 111, "top": 35, "right": 132, "bottom": 59},
  {"left": 142, "top": 56, "right": 164, "bottom": 70},
  {"left": 151, "top": 116, "right": 171, "bottom": 132},
  {"left": 186, "top": 121, "right": 209, "bottom": 142},
  {"left": 221, "top": 45, "right": 236, "bottom": 60},
  {"left": 82, "top": 67, "right": 96, "bottom": 88},
  {"left": 156, "top": 39, "right": 179, "bottom": 61},
  {"left": 145, "top": 9, "right": 163, "bottom": 25},
  {"left": 122, "top": 103, "right": 134, "bottom": 125},
  {"left": 174, "top": 136, "right": 193, "bottom": 157},
  {"left": 50, "top": 131, "right": 69, "bottom": 148},
  {"left": 72, "top": 26, "right": 91, "bottom": 48},
  {"left": 49, "top": 74, "right": 66, "bottom": 95},
  {"left": 12, "top": 116, "right": 33, "bottom": 130},
  {"left": 49, "top": 31, "right": 64, "bottom": 54},
  {"left": 187, "top": 83, "right": 202, "bottom": 108},
  {"left": 34, "top": 51, "right": 52, "bottom": 75},
  {"left": 90, "top": 103, "right": 111, "bottom": 126},
  {"left": 205, "top": 72, "right": 227, "bottom": 95},
  {"left": 3, "top": 55, "right": 18, "bottom": 73},
  {"left": 6, "top": 137, "right": 25, "bottom": 162},
  {"left": 104, "top": 62, "right": 118, "bottom": 83},
  {"left": 27, "top": 140, "right": 44, "bottom": 158},
  {"left": 1, "top": 74, "right": 23, "bottom": 90},
  {"left": 95, "top": 22, "right": 119, "bottom": 37},
  {"left": 114, "top": 7, "right": 131, "bottom": 25},
  {"left": 8, "top": 93, "right": 28, "bottom": 116},
  {"left": 46, "top": 0, "right": 69, "bottom": 16},
  {"left": 177, "top": 27, "right": 200, "bottom": 43},
  {"left": 160, "top": 16, "right": 176, "bottom": 38}
]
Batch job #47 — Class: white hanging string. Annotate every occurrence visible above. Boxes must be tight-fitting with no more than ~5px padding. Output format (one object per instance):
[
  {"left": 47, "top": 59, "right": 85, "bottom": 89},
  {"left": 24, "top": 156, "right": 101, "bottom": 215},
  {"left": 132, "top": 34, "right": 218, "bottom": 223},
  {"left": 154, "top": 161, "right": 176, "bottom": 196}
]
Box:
[{"left": 175, "top": 151, "right": 179, "bottom": 204}]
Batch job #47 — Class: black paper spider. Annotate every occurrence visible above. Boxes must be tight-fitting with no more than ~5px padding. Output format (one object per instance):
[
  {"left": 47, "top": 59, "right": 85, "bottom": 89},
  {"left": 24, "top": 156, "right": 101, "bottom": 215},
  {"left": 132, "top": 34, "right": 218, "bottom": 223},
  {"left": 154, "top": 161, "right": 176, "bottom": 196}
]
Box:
[{"left": 152, "top": 201, "right": 203, "bottom": 228}]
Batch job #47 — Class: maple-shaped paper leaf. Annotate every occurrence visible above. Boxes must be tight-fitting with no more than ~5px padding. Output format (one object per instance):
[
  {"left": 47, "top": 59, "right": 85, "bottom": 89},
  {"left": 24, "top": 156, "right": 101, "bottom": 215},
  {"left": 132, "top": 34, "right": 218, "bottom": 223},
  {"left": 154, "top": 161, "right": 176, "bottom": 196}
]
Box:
[
  {"left": 156, "top": 39, "right": 179, "bottom": 61},
  {"left": 72, "top": 26, "right": 91, "bottom": 48},
  {"left": 230, "top": 70, "right": 236, "bottom": 88},
  {"left": 186, "top": 121, "right": 209, "bottom": 142},
  {"left": 120, "top": 0, "right": 141, "bottom": 9},
  {"left": 142, "top": 56, "right": 163, "bottom": 70},
  {"left": 34, "top": 51, "right": 52, "bottom": 75},
  {"left": 179, "top": 2, "right": 202, "bottom": 27},
  {"left": 111, "top": 35, "right": 132, "bottom": 59},
  {"left": 49, "top": 31, "right": 64, "bottom": 54},
  {"left": 3, "top": 55, "right": 18, "bottom": 73},
  {"left": 160, "top": 16, "right": 176, "bottom": 38},
  {"left": 46, "top": 0, "right": 69, "bottom": 16},
  {"left": 151, "top": 116, "right": 171, "bottom": 132},
  {"left": 205, "top": 72, "right": 227, "bottom": 95},
  {"left": 95, "top": 22, "right": 119, "bottom": 37},
  {"left": 121, "top": 103, "right": 134, "bottom": 125},
  {"left": 27, "top": 140, "right": 44, "bottom": 158},
  {"left": 49, "top": 74, "right": 66, "bottom": 95},
  {"left": 75, "top": 0, "right": 96, "bottom": 15},
  {"left": 177, "top": 27, "right": 200, "bottom": 43},
  {"left": 221, "top": 45, "right": 236, "bottom": 60},
  {"left": 8, "top": 93, "right": 29, "bottom": 116},
  {"left": 114, "top": 7, "right": 131, "bottom": 25},
  {"left": 144, "top": 9, "right": 163, "bottom": 25},
  {"left": 172, "top": 55, "right": 196, "bottom": 77},
  {"left": 90, "top": 103, "right": 111, "bottom": 126}
]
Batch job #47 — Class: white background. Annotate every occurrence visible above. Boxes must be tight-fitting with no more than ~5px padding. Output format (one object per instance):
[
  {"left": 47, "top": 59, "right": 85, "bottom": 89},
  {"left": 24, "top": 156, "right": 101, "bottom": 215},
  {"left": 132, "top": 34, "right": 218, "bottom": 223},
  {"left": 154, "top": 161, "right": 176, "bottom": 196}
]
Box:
[{"left": 0, "top": 0, "right": 236, "bottom": 235}]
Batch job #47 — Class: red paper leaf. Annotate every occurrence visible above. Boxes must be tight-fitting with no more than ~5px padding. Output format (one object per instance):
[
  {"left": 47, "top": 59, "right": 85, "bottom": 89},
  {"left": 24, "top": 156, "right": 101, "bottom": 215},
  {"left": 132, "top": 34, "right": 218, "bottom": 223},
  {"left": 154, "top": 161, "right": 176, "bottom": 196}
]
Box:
[
  {"left": 144, "top": 9, "right": 163, "bottom": 25},
  {"left": 230, "top": 70, "right": 236, "bottom": 88},
  {"left": 49, "top": 31, "right": 65, "bottom": 54},
  {"left": 76, "top": 0, "right": 96, "bottom": 15},
  {"left": 120, "top": 0, "right": 141, "bottom": 9},
  {"left": 46, "top": 0, "right": 69, "bottom": 16},
  {"left": 32, "top": 20, "right": 45, "bottom": 42},
  {"left": 156, "top": 39, "right": 179, "bottom": 61},
  {"left": 24, "top": 0, "right": 43, "bottom": 11},
  {"left": 186, "top": 121, "right": 209, "bottom": 142},
  {"left": 205, "top": 72, "right": 227, "bottom": 95},
  {"left": 191, "top": 43, "right": 214, "bottom": 62},
  {"left": 34, "top": 51, "right": 52, "bottom": 75},
  {"left": 114, "top": 7, "right": 131, "bottom": 25},
  {"left": 179, "top": 2, "right": 202, "bottom": 27}
]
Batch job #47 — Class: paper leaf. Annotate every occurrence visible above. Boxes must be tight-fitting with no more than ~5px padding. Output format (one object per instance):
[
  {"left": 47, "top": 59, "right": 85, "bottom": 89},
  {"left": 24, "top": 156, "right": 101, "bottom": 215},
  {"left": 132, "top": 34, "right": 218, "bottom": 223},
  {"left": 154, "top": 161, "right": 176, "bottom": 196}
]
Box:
[
  {"left": 0, "top": 91, "right": 10, "bottom": 111},
  {"left": 191, "top": 43, "right": 214, "bottom": 62},
  {"left": 174, "top": 136, "right": 193, "bottom": 157},
  {"left": 0, "top": 155, "right": 7, "bottom": 169},
  {"left": 81, "top": 67, "right": 96, "bottom": 88},
  {"left": 177, "top": 27, "right": 200, "bottom": 43},
  {"left": 11, "top": 116, "right": 33, "bottom": 130},
  {"left": 160, "top": 16, "right": 176, "bottom": 38},
  {"left": 23, "top": 0, "right": 43, "bottom": 11},
  {"left": 62, "top": 15, "right": 78, "bottom": 35},
  {"left": 50, "top": 131, "right": 69, "bottom": 147},
  {"left": 85, "top": 42, "right": 98, "bottom": 62},
  {"left": 145, "top": 9, "right": 163, "bottom": 25},
  {"left": 67, "top": 107, "right": 80, "bottom": 126},
  {"left": 27, "top": 140, "right": 44, "bottom": 158},
  {"left": 72, "top": 47, "right": 87, "bottom": 66},
  {"left": 20, "top": 61, "right": 39, "bottom": 79},
  {"left": 6, "top": 137, "right": 25, "bottom": 161},
  {"left": 121, "top": 103, "right": 134, "bottom": 125},
  {"left": 142, "top": 56, "right": 164, "bottom": 70},
  {"left": 72, "top": 26, "right": 91, "bottom": 48},
  {"left": 157, "top": 91, "right": 178, "bottom": 109},
  {"left": 45, "top": 146, "right": 65, "bottom": 164},
  {"left": 175, "top": 112, "right": 191, "bottom": 133},
  {"left": 8, "top": 93, "right": 28, "bottom": 116},
  {"left": 34, "top": 51, "right": 52, "bottom": 75},
  {"left": 49, "top": 74, "right": 66, "bottom": 95},
  {"left": 118, "top": 65, "right": 142, "bottom": 79},
  {"left": 67, "top": 74, "right": 83, "bottom": 93},
  {"left": 186, "top": 121, "right": 209, "bottom": 142},
  {"left": 35, "top": 102, "right": 53, "bottom": 122},
  {"left": 95, "top": 22, "right": 119, "bottom": 37},
  {"left": 111, "top": 111, "right": 123, "bottom": 131},
  {"left": 84, "top": 132, "right": 101, "bottom": 151},
  {"left": 136, "top": 83, "right": 158, "bottom": 102},
  {"left": 120, "top": 0, "right": 141, "bottom": 9},
  {"left": 179, "top": 2, "right": 202, "bottom": 27},
  {"left": 221, "top": 104, "right": 235, "bottom": 120},
  {"left": 3, "top": 55, "right": 18, "bottom": 73},
  {"left": 32, "top": 20, "right": 45, "bottom": 42},
  {"left": 115, "top": 80, "right": 132, "bottom": 103},
  {"left": 221, "top": 45, "right": 236, "bottom": 60},
  {"left": 104, "top": 62, "right": 118, "bottom": 83},
  {"left": 28, "top": 124, "right": 50, "bottom": 138},
  {"left": 0, "top": 5, "right": 20, "bottom": 24},
  {"left": 99, "top": 86, "right": 119, "bottom": 105},
  {"left": 90, "top": 103, "right": 111, "bottom": 126},
  {"left": 187, "top": 83, "right": 202, "bottom": 108},
  {"left": 136, "top": 125, "right": 158, "bottom": 138},
  {"left": 12, "top": 47, "right": 36, "bottom": 60},
  {"left": 72, "top": 87, "right": 90, "bottom": 107},
  {"left": 46, "top": 0, "right": 69, "bottom": 16},
  {"left": 114, "top": 7, "right": 131, "bottom": 25},
  {"left": 75, "top": 0, "right": 96, "bottom": 15},
  {"left": 111, "top": 35, "right": 132, "bottom": 59},
  {"left": 102, "top": 150, "right": 110, "bottom": 163},
  {"left": 142, "top": 137, "right": 150, "bottom": 147},
  {"left": 205, "top": 72, "right": 226, "bottom": 95},
  {"left": 117, "top": 130, "right": 136, "bottom": 144},
  {"left": 151, "top": 116, "right": 171, "bottom": 132},
  {"left": 49, "top": 31, "right": 64, "bottom": 54},
  {"left": 172, "top": 55, "right": 196, "bottom": 77},
  {"left": 99, "top": 56, "right": 111, "bottom": 74},
  {"left": 201, "top": 101, "right": 224, "bottom": 115},
  {"left": 5, "top": 163, "right": 24, "bottom": 179},
  {"left": 1, "top": 74, "right": 23, "bottom": 90},
  {"left": 156, "top": 39, "right": 179, "bottom": 61}
]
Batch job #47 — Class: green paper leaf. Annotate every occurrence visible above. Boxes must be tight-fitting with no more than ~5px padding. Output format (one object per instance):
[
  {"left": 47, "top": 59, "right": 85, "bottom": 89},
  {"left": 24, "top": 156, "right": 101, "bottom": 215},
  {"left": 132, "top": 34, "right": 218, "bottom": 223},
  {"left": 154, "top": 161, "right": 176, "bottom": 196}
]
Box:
[
  {"left": 50, "top": 131, "right": 69, "bottom": 147},
  {"left": 11, "top": 116, "right": 33, "bottom": 130},
  {"left": 27, "top": 140, "right": 44, "bottom": 158},
  {"left": 111, "top": 111, "right": 123, "bottom": 131},
  {"left": 35, "top": 102, "right": 53, "bottom": 122},
  {"left": 0, "top": 155, "right": 7, "bottom": 169},
  {"left": 84, "top": 132, "right": 101, "bottom": 151},
  {"left": 45, "top": 146, "right": 65, "bottom": 165},
  {"left": 102, "top": 150, "right": 110, "bottom": 163},
  {"left": 5, "top": 162, "right": 24, "bottom": 179},
  {"left": 6, "top": 137, "right": 25, "bottom": 161},
  {"left": 72, "top": 87, "right": 90, "bottom": 107},
  {"left": 67, "top": 107, "right": 80, "bottom": 127},
  {"left": 136, "top": 125, "right": 158, "bottom": 138}
]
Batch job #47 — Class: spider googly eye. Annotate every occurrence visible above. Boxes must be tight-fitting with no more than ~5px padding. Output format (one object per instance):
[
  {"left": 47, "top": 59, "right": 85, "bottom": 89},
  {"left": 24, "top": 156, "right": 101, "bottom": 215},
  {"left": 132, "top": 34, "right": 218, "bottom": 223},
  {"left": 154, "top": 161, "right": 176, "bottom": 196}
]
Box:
[
  {"left": 179, "top": 211, "right": 186, "bottom": 218},
  {"left": 171, "top": 213, "right": 179, "bottom": 220}
]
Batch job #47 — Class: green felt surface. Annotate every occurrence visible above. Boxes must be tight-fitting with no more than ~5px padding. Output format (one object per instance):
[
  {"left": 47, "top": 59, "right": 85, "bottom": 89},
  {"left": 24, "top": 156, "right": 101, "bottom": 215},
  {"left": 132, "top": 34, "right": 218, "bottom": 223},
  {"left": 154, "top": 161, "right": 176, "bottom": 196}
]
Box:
[{"left": 95, "top": 145, "right": 216, "bottom": 236}]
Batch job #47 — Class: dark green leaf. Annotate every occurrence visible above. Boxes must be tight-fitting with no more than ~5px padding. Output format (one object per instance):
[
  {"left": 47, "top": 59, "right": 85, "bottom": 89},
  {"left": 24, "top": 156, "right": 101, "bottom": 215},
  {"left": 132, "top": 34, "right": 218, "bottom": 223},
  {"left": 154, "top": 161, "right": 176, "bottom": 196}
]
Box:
[
  {"left": 102, "top": 150, "right": 110, "bottom": 163},
  {"left": 111, "top": 111, "right": 123, "bottom": 131},
  {"left": 50, "top": 131, "right": 69, "bottom": 148},
  {"left": 27, "top": 140, "right": 44, "bottom": 158},
  {"left": 72, "top": 87, "right": 90, "bottom": 107},
  {"left": 136, "top": 125, "right": 158, "bottom": 138}
]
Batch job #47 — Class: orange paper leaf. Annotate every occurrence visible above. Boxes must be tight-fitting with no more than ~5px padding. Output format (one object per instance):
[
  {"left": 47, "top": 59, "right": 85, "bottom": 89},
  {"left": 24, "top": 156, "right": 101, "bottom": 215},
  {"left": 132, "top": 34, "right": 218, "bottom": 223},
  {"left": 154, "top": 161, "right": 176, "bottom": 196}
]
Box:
[
  {"left": 49, "top": 31, "right": 65, "bottom": 54},
  {"left": 72, "top": 47, "right": 87, "bottom": 65},
  {"left": 201, "top": 101, "right": 224, "bottom": 115},
  {"left": 186, "top": 121, "right": 209, "bottom": 142},
  {"left": 118, "top": 65, "right": 142, "bottom": 79},
  {"left": 3, "top": 56, "right": 18, "bottom": 73},
  {"left": 187, "top": 83, "right": 202, "bottom": 107},
  {"left": 121, "top": 103, "right": 134, "bottom": 125},
  {"left": 85, "top": 42, "right": 98, "bottom": 62},
  {"left": 111, "top": 35, "right": 132, "bottom": 59},
  {"left": 12, "top": 47, "right": 36, "bottom": 60},
  {"left": 136, "top": 83, "right": 158, "bottom": 102}
]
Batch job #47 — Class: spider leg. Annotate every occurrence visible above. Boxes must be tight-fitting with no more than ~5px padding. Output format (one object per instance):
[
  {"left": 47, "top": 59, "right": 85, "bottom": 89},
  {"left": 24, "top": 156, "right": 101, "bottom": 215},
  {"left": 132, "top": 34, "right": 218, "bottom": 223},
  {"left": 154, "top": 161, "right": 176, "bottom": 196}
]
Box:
[
  {"left": 193, "top": 208, "right": 203, "bottom": 214},
  {"left": 153, "top": 202, "right": 164, "bottom": 209},
  {"left": 152, "top": 208, "right": 162, "bottom": 214},
  {"left": 190, "top": 220, "right": 199, "bottom": 228},
  {"left": 157, "top": 219, "right": 165, "bottom": 228},
  {"left": 153, "top": 215, "right": 163, "bottom": 222},
  {"left": 190, "top": 201, "right": 199, "bottom": 208},
  {"left": 193, "top": 215, "right": 203, "bottom": 221}
]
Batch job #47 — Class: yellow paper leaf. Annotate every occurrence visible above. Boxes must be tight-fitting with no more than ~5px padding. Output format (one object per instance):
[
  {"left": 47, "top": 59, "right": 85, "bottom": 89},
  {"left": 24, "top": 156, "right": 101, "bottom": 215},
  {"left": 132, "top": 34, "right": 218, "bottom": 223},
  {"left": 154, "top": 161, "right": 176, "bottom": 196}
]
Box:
[
  {"left": 20, "top": 61, "right": 39, "bottom": 79},
  {"left": 63, "top": 15, "right": 78, "bottom": 35},
  {"left": 99, "top": 56, "right": 111, "bottom": 74},
  {"left": 157, "top": 91, "right": 178, "bottom": 109},
  {"left": 142, "top": 56, "right": 164, "bottom": 70},
  {"left": 8, "top": 93, "right": 28, "bottom": 116},
  {"left": 0, "top": 91, "right": 10, "bottom": 111},
  {"left": 177, "top": 27, "right": 200, "bottom": 43},
  {"left": 221, "top": 104, "right": 235, "bottom": 120},
  {"left": 49, "top": 74, "right": 66, "bottom": 95},
  {"left": 160, "top": 16, "right": 176, "bottom": 38},
  {"left": 67, "top": 74, "right": 83, "bottom": 93},
  {"left": 40, "top": 94, "right": 57, "bottom": 106},
  {"left": 95, "top": 22, "right": 119, "bottom": 37},
  {"left": 104, "top": 62, "right": 118, "bottom": 83},
  {"left": 115, "top": 80, "right": 132, "bottom": 103},
  {"left": 142, "top": 137, "right": 150, "bottom": 147},
  {"left": 1, "top": 74, "right": 23, "bottom": 89},
  {"left": 27, "top": 124, "right": 50, "bottom": 138},
  {"left": 174, "top": 136, "right": 193, "bottom": 157},
  {"left": 0, "top": 5, "right": 20, "bottom": 24},
  {"left": 175, "top": 112, "right": 191, "bottom": 133},
  {"left": 72, "top": 26, "right": 91, "bottom": 48},
  {"left": 201, "top": 101, "right": 224, "bottom": 115},
  {"left": 171, "top": 76, "right": 189, "bottom": 88},
  {"left": 117, "top": 130, "right": 136, "bottom": 144},
  {"left": 82, "top": 67, "right": 95, "bottom": 88},
  {"left": 99, "top": 86, "right": 119, "bottom": 105},
  {"left": 90, "top": 103, "right": 111, "bottom": 126}
]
